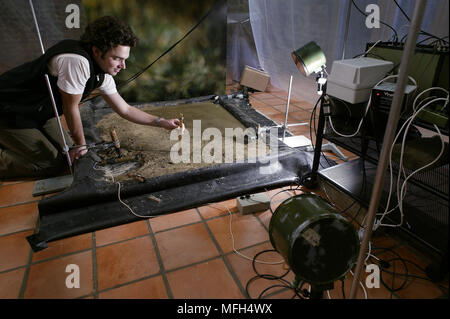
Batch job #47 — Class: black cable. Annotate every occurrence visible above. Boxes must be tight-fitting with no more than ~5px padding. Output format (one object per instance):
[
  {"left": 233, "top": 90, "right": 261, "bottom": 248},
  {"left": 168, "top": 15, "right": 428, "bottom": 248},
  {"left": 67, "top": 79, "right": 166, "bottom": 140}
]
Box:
[
  {"left": 257, "top": 284, "right": 288, "bottom": 299},
  {"left": 351, "top": 0, "right": 399, "bottom": 42},
  {"left": 245, "top": 249, "right": 308, "bottom": 299},
  {"left": 393, "top": 0, "right": 448, "bottom": 45},
  {"left": 402, "top": 32, "right": 449, "bottom": 45},
  {"left": 429, "top": 36, "right": 450, "bottom": 46},
  {"left": 416, "top": 36, "right": 437, "bottom": 45},
  {"left": 370, "top": 245, "right": 449, "bottom": 291},
  {"left": 245, "top": 274, "right": 295, "bottom": 299},
  {"left": 312, "top": 101, "right": 335, "bottom": 169},
  {"left": 309, "top": 95, "right": 325, "bottom": 168},
  {"left": 393, "top": 0, "right": 411, "bottom": 22},
  {"left": 317, "top": 96, "right": 336, "bottom": 168},
  {"left": 416, "top": 35, "right": 449, "bottom": 46},
  {"left": 400, "top": 34, "right": 408, "bottom": 44},
  {"left": 267, "top": 188, "right": 299, "bottom": 214},
  {"left": 119, "top": 0, "right": 222, "bottom": 89},
  {"left": 390, "top": 257, "right": 396, "bottom": 298},
  {"left": 257, "top": 284, "right": 304, "bottom": 299},
  {"left": 371, "top": 246, "right": 409, "bottom": 293},
  {"left": 251, "top": 249, "right": 291, "bottom": 280},
  {"left": 308, "top": 95, "right": 321, "bottom": 151},
  {"left": 321, "top": 95, "right": 370, "bottom": 228}
]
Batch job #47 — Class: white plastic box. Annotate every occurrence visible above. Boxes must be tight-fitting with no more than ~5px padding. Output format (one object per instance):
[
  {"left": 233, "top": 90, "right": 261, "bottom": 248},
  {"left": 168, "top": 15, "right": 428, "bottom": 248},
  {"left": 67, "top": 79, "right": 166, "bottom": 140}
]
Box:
[{"left": 327, "top": 57, "right": 394, "bottom": 104}]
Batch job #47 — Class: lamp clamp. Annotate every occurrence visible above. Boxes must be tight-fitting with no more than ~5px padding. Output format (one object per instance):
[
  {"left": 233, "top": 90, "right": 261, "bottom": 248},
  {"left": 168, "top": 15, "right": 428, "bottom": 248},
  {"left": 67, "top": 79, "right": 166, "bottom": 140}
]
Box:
[{"left": 316, "top": 67, "right": 327, "bottom": 95}]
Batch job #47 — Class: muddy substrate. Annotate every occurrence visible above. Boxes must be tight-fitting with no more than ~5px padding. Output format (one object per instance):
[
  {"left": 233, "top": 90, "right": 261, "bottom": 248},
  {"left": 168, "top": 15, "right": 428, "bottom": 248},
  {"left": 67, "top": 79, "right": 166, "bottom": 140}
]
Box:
[{"left": 95, "top": 102, "right": 271, "bottom": 181}]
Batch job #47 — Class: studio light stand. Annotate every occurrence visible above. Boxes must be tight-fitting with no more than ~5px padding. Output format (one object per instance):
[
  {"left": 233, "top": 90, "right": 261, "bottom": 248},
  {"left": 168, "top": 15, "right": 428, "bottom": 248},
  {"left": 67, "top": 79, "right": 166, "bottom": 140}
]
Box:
[
  {"left": 290, "top": 276, "right": 334, "bottom": 299},
  {"left": 302, "top": 66, "right": 329, "bottom": 188},
  {"left": 256, "top": 75, "right": 309, "bottom": 148},
  {"left": 289, "top": 41, "right": 349, "bottom": 187},
  {"left": 289, "top": 41, "right": 337, "bottom": 188},
  {"left": 280, "top": 75, "right": 309, "bottom": 142}
]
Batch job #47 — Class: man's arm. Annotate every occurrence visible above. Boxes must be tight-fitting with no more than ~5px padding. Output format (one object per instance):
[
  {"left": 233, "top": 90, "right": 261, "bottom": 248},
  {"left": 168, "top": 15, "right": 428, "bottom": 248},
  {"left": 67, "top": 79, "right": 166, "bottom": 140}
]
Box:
[
  {"left": 102, "top": 92, "right": 180, "bottom": 129},
  {"left": 59, "top": 89, "right": 87, "bottom": 162}
]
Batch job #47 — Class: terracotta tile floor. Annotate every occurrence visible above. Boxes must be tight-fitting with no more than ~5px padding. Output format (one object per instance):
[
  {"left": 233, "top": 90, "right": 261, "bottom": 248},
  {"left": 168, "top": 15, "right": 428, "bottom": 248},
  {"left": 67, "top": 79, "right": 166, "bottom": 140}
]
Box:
[{"left": 0, "top": 84, "right": 448, "bottom": 299}]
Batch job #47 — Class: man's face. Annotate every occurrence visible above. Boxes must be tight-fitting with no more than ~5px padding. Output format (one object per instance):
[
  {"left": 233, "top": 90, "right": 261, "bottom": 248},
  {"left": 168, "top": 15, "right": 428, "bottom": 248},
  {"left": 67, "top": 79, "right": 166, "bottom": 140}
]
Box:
[{"left": 93, "top": 45, "right": 130, "bottom": 76}]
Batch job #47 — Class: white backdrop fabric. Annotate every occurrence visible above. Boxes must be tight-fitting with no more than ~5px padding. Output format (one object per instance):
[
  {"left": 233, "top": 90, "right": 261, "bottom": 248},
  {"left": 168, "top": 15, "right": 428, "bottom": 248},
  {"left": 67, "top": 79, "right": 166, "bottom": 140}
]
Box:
[{"left": 249, "top": 0, "right": 449, "bottom": 104}]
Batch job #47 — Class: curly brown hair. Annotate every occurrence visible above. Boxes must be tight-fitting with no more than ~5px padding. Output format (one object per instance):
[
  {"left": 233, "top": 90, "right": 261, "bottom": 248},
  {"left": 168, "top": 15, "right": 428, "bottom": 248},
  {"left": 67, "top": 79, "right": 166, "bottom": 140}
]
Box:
[{"left": 80, "top": 16, "right": 138, "bottom": 56}]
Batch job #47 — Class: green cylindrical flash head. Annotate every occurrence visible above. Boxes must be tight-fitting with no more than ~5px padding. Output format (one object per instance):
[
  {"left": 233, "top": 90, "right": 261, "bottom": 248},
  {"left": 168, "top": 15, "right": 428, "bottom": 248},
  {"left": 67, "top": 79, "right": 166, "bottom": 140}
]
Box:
[{"left": 291, "top": 41, "right": 326, "bottom": 76}]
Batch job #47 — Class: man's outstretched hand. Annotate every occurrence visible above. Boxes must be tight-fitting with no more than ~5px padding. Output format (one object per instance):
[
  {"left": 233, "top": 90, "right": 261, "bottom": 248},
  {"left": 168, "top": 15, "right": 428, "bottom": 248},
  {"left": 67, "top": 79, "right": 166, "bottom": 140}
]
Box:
[{"left": 160, "top": 118, "right": 181, "bottom": 130}]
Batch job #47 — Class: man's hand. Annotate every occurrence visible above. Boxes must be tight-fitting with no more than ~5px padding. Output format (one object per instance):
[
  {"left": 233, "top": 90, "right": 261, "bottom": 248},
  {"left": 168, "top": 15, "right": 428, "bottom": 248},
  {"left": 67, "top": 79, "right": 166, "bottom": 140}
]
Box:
[
  {"left": 59, "top": 89, "right": 87, "bottom": 164},
  {"left": 103, "top": 93, "right": 183, "bottom": 130},
  {"left": 159, "top": 118, "right": 181, "bottom": 130},
  {"left": 69, "top": 146, "right": 87, "bottom": 163}
]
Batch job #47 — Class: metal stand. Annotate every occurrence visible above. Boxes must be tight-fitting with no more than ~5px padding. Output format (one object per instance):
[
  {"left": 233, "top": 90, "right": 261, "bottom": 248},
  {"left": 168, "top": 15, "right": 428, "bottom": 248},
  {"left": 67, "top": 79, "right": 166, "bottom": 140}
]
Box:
[
  {"left": 29, "top": 0, "right": 73, "bottom": 175},
  {"left": 281, "top": 75, "right": 309, "bottom": 140},
  {"left": 349, "top": 0, "right": 427, "bottom": 299},
  {"left": 309, "top": 284, "right": 334, "bottom": 299},
  {"left": 302, "top": 68, "right": 328, "bottom": 188},
  {"left": 291, "top": 276, "right": 334, "bottom": 299},
  {"left": 257, "top": 76, "right": 309, "bottom": 142}
]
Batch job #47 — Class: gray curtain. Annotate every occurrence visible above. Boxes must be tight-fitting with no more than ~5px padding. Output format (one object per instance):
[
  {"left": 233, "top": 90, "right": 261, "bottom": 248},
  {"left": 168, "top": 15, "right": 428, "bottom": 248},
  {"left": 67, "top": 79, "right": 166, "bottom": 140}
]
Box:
[
  {"left": 0, "top": 0, "right": 86, "bottom": 74},
  {"left": 227, "top": 0, "right": 262, "bottom": 85},
  {"left": 249, "top": 0, "right": 449, "bottom": 103}
]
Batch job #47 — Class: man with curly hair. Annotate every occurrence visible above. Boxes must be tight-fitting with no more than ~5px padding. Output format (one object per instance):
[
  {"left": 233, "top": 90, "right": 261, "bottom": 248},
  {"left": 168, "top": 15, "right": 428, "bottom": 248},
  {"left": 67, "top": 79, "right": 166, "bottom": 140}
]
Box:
[{"left": 0, "top": 16, "right": 180, "bottom": 179}]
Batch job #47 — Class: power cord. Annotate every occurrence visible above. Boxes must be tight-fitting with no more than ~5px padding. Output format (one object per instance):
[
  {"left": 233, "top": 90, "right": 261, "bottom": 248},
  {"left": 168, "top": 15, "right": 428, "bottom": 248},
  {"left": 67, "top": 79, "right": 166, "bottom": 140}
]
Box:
[
  {"left": 245, "top": 249, "right": 308, "bottom": 299},
  {"left": 327, "top": 75, "right": 418, "bottom": 138},
  {"left": 93, "top": 161, "right": 151, "bottom": 218},
  {"left": 367, "top": 245, "right": 449, "bottom": 295},
  {"left": 206, "top": 202, "right": 285, "bottom": 265},
  {"left": 267, "top": 184, "right": 302, "bottom": 215},
  {"left": 375, "top": 90, "right": 448, "bottom": 229},
  {"left": 308, "top": 95, "right": 335, "bottom": 169}
]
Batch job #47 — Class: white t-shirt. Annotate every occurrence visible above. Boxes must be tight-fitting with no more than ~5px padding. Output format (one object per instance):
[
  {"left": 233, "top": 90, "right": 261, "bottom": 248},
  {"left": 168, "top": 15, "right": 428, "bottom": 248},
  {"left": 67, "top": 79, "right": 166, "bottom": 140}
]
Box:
[{"left": 47, "top": 53, "right": 117, "bottom": 95}]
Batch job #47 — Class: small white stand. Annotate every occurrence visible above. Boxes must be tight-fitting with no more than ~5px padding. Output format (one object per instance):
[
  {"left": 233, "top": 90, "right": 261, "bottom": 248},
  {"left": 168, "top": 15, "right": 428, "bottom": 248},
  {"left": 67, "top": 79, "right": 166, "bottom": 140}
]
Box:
[{"left": 268, "top": 75, "right": 308, "bottom": 145}]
